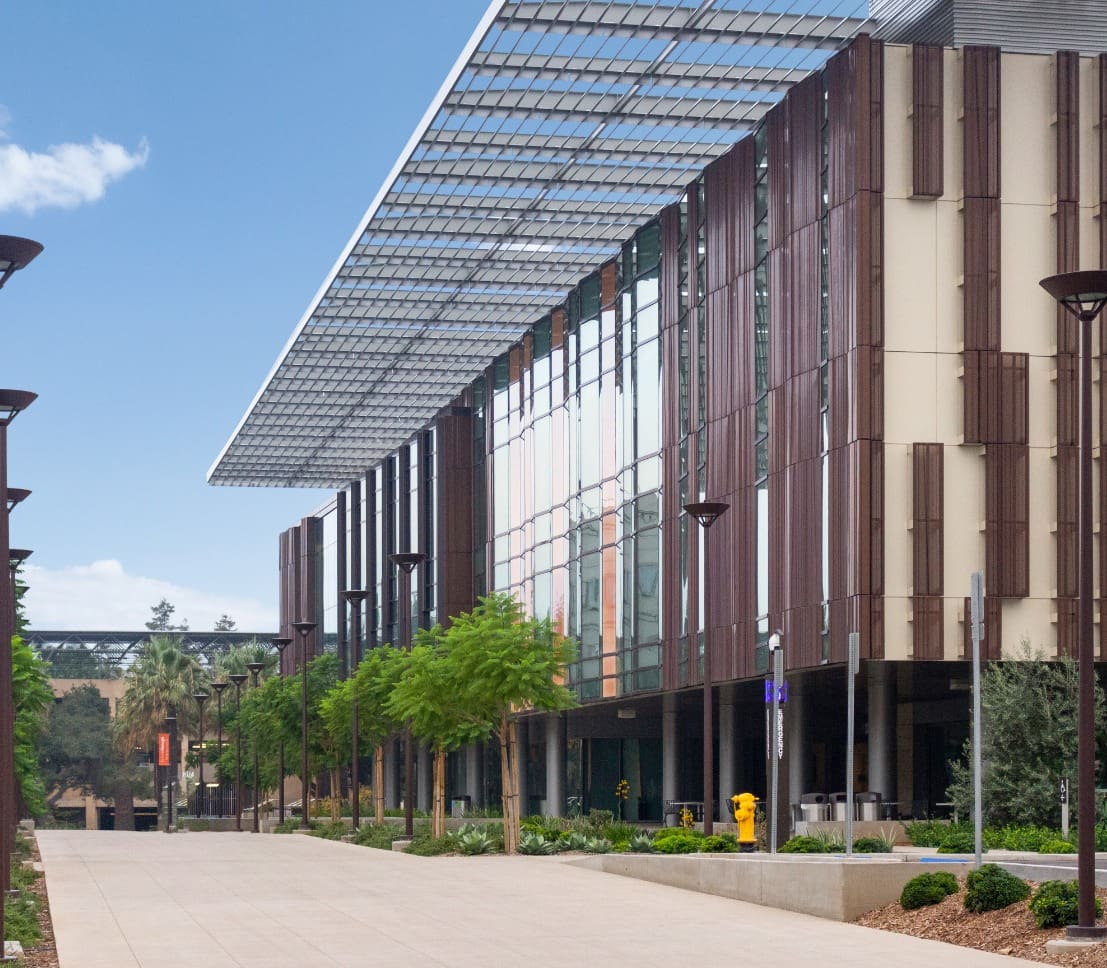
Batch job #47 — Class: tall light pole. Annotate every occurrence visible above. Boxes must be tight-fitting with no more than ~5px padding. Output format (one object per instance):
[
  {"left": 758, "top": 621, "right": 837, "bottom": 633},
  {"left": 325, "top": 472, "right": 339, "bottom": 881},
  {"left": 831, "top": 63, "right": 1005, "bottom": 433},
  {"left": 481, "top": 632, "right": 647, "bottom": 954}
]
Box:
[
  {"left": 212, "top": 681, "right": 228, "bottom": 817},
  {"left": 163, "top": 709, "right": 178, "bottom": 833},
  {"left": 1040, "top": 270, "right": 1107, "bottom": 940},
  {"left": 342, "top": 590, "right": 369, "bottom": 829},
  {"left": 0, "top": 388, "right": 36, "bottom": 936},
  {"left": 391, "top": 552, "right": 425, "bottom": 838},
  {"left": 247, "top": 662, "right": 265, "bottom": 832},
  {"left": 270, "top": 637, "right": 292, "bottom": 823},
  {"left": 229, "top": 673, "right": 247, "bottom": 832},
  {"left": 684, "top": 502, "right": 729, "bottom": 836},
  {"left": 192, "top": 692, "right": 209, "bottom": 816},
  {"left": 292, "top": 621, "right": 316, "bottom": 829}
]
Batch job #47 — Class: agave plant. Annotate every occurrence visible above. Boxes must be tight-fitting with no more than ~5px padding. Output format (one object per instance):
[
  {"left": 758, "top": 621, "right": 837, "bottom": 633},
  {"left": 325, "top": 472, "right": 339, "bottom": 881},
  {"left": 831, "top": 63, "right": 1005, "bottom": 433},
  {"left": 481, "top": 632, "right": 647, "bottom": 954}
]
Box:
[
  {"left": 627, "top": 831, "right": 656, "bottom": 853},
  {"left": 560, "top": 831, "right": 590, "bottom": 852},
  {"left": 518, "top": 831, "right": 557, "bottom": 855},
  {"left": 583, "top": 836, "right": 613, "bottom": 854},
  {"left": 452, "top": 826, "right": 497, "bottom": 855}
]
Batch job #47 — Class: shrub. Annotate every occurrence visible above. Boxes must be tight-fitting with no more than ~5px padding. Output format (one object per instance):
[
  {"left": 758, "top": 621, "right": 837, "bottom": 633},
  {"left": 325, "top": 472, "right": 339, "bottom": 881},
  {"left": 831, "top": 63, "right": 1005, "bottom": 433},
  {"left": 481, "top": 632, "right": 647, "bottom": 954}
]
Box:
[
  {"left": 560, "top": 831, "right": 590, "bottom": 851},
  {"left": 586, "top": 809, "right": 614, "bottom": 830},
  {"left": 852, "top": 836, "right": 892, "bottom": 854},
  {"left": 654, "top": 826, "right": 704, "bottom": 841},
  {"left": 701, "top": 834, "right": 739, "bottom": 853},
  {"left": 654, "top": 833, "right": 702, "bottom": 854},
  {"left": 904, "top": 820, "right": 953, "bottom": 848},
  {"left": 964, "top": 864, "right": 1030, "bottom": 913},
  {"left": 310, "top": 821, "right": 348, "bottom": 841},
  {"left": 273, "top": 817, "right": 312, "bottom": 834},
  {"left": 521, "top": 814, "right": 565, "bottom": 840},
  {"left": 627, "top": 832, "right": 655, "bottom": 853},
  {"left": 518, "top": 831, "right": 557, "bottom": 855},
  {"left": 601, "top": 821, "right": 638, "bottom": 846},
  {"left": 407, "top": 833, "right": 454, "bottom": 856},
  {"left": 779, "top": 835, "right": 829, "bottom": 854},
  {"left": 1029, "top": 880, "right": 1101, "bottom": 929},
  {"left": 1038, "top": 839, "right": 1076, "bottom": 854},
  {"left": 937, "top": 830, "right": 978, "bottom": 854},
  {"left": 900, "top": 872, "right": 959, "bottom": 910},
  {"left": 3, "top": 891, "right": 40, "bottom": 947},
  {"left": 994, "top": 825, "right": 1057, "bottom": 852}
]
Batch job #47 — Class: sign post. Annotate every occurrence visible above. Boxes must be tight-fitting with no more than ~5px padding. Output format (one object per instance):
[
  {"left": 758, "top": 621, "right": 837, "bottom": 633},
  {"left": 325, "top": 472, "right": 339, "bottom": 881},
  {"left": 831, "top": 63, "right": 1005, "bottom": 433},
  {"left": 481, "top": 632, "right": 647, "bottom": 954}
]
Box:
[
  {"left": 846, "top": 632, "right": 860, "bottom": 857},
  {"left": 768, "top": 631, "right": 784, "bottom": 853},
  {"left": 1061, "top": 777, "right": 1070, "bottom": 839},
  {"left": 970, "top": 571, "right": 985, "bottom": 867}
]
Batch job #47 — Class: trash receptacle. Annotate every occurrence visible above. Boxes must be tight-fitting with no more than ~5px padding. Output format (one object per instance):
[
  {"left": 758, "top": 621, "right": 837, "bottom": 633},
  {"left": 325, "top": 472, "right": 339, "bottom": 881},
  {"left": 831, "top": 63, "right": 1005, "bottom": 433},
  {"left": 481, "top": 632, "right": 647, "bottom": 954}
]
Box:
[
  {"left": 830, "top": 792, "right": 849, "bottom": 821},
  {"left": 450, "top": 795, "right": 471, "bottom": 819},
  {"left": 855, "top": 791, "right": 881, "bottom": 821},
  {"left": 799, "top": 792, "right": 828, "bottom": 822}
]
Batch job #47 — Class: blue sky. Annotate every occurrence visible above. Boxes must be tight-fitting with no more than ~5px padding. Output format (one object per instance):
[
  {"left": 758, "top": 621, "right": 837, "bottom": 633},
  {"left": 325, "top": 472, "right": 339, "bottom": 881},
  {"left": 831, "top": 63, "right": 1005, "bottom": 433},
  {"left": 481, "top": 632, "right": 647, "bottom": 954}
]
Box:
[{"left": 2, "top": 0, "right": 490, "bottom": 631}]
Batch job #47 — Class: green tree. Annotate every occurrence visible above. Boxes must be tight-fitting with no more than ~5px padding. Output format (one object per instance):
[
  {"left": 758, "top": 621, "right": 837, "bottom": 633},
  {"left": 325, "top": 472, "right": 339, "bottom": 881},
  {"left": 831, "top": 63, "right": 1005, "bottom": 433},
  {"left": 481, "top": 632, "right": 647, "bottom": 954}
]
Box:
[
  {"left": 947, "top": 640, "right": 1105, "bottom": 827},
  {"left": 145, "top": 598, "right": 188, "bottom": 632},
  {"left": 213, "top": 614, "right": 237, "bottom": 632},
  {"left": 214, "top": 641, "right": 278, "bottom": 680},
  {"left": 12, "top": 635, "right": 52, "bottom": 817},
  {"left": 37, "top": 683, "right": 112, "bottom": 808},
  {"left": 321, "top": 644, "right": 404, "bottom": 825},
  {"left": 387, "top": 630, "right": 487, "bottom": 838},
  {"left": 442, "top": 593, "right": 577, "bottom": 853}
]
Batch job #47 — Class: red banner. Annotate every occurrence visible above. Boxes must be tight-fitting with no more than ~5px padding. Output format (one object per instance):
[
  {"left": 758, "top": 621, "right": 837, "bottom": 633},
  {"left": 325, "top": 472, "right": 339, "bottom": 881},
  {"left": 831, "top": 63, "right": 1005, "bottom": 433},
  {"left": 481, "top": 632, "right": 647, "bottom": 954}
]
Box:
[{"left": 157, "top": 732, "right": 170, "bottom": 767}]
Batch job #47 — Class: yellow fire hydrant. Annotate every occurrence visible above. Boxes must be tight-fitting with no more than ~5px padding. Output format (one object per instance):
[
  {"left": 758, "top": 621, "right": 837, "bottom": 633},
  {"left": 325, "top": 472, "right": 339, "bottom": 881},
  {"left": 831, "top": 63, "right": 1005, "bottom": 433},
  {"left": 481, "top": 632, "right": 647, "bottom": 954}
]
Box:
[{"left": 731, "top": 793, "right": 758, "bottom": 850}]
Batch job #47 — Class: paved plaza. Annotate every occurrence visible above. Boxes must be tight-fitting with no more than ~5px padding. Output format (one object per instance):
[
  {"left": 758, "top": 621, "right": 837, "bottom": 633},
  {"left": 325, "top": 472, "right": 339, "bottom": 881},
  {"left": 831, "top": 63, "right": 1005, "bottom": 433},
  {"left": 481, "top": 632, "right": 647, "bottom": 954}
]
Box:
[{"left": 35, "top": 830, "right": 1040, "bottom": 968}]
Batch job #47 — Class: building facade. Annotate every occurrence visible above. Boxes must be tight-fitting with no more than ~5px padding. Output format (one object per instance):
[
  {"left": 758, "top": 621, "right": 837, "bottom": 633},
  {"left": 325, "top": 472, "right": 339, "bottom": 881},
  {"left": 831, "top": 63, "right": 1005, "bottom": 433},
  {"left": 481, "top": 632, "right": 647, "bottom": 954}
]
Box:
[{"left": 226, "top": 25, "right": 1107, "bottom": 826}]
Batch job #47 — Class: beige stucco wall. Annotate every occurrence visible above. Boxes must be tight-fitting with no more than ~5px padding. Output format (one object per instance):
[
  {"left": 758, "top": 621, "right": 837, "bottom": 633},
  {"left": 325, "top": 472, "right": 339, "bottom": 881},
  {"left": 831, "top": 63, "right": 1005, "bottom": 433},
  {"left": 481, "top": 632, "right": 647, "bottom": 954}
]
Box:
[{"left": 882, "top": 44, "right": 1102, "bottom": 662}]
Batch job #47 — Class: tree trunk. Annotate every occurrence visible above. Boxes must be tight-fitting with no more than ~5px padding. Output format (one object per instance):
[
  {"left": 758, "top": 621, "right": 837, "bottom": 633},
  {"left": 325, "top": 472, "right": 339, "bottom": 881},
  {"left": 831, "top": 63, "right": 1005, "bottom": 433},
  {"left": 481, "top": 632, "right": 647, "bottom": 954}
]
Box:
[
  {"left": 374, "top": 745, "right": 385, "bottom": 825},
  {"left": 432, "top": 749, "right": 446, "bottom": 839},
  {"left": 330, "top": 768, "right": 341, "bottom": 823},
  {"left": 499, "top": 714, "right": 519, "bottom": 854},
  {"left": 113, "top": 780, "right": 135, "bottom": 831}
]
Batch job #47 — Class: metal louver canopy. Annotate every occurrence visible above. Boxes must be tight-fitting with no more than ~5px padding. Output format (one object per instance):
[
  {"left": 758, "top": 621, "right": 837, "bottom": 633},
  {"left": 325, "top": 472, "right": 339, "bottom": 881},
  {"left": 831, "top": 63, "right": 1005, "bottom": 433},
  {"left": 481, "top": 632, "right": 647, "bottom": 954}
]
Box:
[{"left": 209, "top": 0, "right": 870, "bottom": 489}]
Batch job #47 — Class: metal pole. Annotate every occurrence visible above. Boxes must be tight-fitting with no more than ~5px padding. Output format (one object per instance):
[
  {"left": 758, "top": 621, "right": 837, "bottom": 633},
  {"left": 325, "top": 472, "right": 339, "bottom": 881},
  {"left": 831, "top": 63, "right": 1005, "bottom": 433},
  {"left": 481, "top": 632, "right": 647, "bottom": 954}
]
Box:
[
  {"left": 194, "top": 695, "right": 207, "bottom": 816},
  {"left": 400, "top": 567, "right": 414, "bottom": 839},
  {"left": 214, "top": 687, "right": 225, "bottom": 817},
  {"left": 970, "top": 571, "right": 984, "bottom": 867},
  {"left": 0, "top": 423, "right": 12, "bottom": 916},
  {"left": 1077, "top": 313, "right": 1097, "bottom": 931},
  {"left": 846, "top": 632, "right": 859, "bottom": 857},
  {"left": 231, "top": 676, "right": 245, "bottom": 832},
  {"left": 299, "top": 629, "right": 311, "bottom": 829},
  {"left": 250, "top": 669, "right": 261, "bottom": 833},
  {"left": 347, "top": 594, "right": 364, "bottom": 830},
  {"left": 770, "top": 639, "right": 782, "bottom": 854},
  {"left": 703, "top": 632, "right": 714, "bottom": 836}
]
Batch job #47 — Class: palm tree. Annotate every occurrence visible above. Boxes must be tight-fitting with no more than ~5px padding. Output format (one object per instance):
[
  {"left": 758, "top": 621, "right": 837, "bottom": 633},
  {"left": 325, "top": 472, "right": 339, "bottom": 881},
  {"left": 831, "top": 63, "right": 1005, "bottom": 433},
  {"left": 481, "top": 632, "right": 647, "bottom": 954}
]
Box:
[{"left": 214, "top": 641, "right": 278, "bottom": 681}]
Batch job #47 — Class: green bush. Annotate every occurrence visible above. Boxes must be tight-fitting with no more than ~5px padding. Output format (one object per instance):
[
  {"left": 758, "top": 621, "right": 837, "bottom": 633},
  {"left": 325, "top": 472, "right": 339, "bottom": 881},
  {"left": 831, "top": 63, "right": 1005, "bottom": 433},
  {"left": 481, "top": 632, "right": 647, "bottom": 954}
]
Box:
[
  {"left": 407, "top": 833, "right": 454, "bottom": 856},
  {"left": 521, "top": 815, "right": 564, "bottom": 840},
  {"left": 900, "top": 872, "right": 959, "bottom": 910},
  {"left": 1038, "top": 839, "right": 1076, "bottom": 854},
  {"left": 654, "top": 833, "right": 702, "bottom": 854},
  {"left": 352, "top": 823, "right": 406, "bottom": 850},
  {"left": 309, "top": 821, "right": 348, "bottom": 841},
  {"left": 272, "top": 817, "right": 311, "bottom": 834},
  {"left": 964, "top": 864, "right": 1030, "bottom": 913},
  {"left": 1028, "top": 880, "right": 1101, "bottom": 928},
  {"left": 701, "top": 833, "right": 739, "bottom": 853},
  {"left": 904, "top": 820, "right": 953, "bottom": 847},
  {"left": 852, "top": 836, "right": 892, "bottom": 854},
  {"left": 3, "top": 891, "right": 40, "bottom": 947},
  {"left": 654, "top": 826, "right": 704, "bottom": 841},
  {"left": 994, "top": 825, "right": 1057, "bottom": 852},
  {"left": 779, "top": 835, "right": 829, "bottom": 853},
  {"left": 560, "top": 831, "right": 590, "bottom": 851},
  {"left": 937, "top": 830, "right": 978, "bottom": 854},
  {"left": 600, "top": 821, "right": 638, "bottom": 846}
]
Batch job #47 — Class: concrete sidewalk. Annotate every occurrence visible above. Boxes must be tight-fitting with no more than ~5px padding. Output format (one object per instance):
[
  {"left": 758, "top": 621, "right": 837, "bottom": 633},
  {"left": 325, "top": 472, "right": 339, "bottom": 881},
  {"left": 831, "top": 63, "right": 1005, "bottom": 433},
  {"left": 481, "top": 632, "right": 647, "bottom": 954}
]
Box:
[{"left": 37, "top": 830, "right": 1036, "bottom": 968}]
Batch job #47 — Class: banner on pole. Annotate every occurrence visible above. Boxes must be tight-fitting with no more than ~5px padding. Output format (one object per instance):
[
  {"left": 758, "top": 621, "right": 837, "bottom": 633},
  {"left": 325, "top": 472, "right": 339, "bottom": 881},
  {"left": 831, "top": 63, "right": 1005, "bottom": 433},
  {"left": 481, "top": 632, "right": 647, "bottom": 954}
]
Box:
[{"left": 157, "top": 732, "right": 170, "bottom": 767}]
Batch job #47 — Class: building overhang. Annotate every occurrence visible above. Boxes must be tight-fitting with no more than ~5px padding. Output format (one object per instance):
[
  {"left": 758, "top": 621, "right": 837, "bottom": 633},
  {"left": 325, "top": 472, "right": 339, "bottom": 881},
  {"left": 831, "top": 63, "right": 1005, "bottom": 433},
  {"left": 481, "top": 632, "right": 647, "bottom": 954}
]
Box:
[{"left": 208, "top": 0, "right": 870, "bottom": 489}]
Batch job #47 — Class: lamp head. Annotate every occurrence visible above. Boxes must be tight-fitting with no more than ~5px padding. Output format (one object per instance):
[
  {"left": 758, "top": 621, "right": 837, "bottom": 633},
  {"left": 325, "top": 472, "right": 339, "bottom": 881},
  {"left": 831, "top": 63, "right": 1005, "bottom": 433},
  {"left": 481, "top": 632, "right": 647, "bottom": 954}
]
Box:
[
  {"left": 192, "top": 692, "right": 209, "bottom": 705},
  {"left": 1040, "top": 271, "right": 1107, "bottom": 322},
  {"left": 684, "top": 501, "right": 730, "bottom": 530},
  {"left": 7, "top": 488, "right": 30, "bottom": 511},
  {"left": 291, "top": 621, "right": 316, "bottom": 638},
  {"left": 342, "top": 588, "right": 370, "bottom": 603},
  {"left": 0, "top": 236, "right": 44, "bottom": 289},
  {"left": 228, "top": 673, "right": 247, "bottom": 686},
  {"left": 212, "top": 681, "right": 229, "bottom": 694},
  {"left": 0, "top": 390, "right": 36, "bottom": 428},
  {"left": 390, "top": 552, "right": 426, "bottom": 574},
  {"left": 768, "top": 630, "right": 783, "bottom": 652},
  {"left": 8, "top": 548, "right": 32, "bottom": 566}
]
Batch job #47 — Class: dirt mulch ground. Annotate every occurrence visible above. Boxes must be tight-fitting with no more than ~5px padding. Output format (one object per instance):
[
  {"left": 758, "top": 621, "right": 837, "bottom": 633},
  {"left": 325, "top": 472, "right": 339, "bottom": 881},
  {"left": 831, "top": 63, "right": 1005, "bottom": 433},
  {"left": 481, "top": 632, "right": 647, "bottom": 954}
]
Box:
[
  {"left": 857, "top": 881, "right": 1107, "bottom": 966},
  {"left": 14, "top": 832, "right": 59, "bottom": 968}
]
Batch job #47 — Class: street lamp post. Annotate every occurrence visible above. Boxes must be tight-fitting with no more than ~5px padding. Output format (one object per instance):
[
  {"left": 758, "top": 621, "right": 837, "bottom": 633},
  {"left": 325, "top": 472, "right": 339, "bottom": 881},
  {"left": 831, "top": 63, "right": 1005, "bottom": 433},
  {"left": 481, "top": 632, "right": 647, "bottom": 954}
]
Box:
[
  {"left": 1040, "top": 270, "right": 1107, "bottom": 940},
  {"left": 391, "top": 552, "right": 425, "bottom": 839},
  {"left": 0, "top": 237, "right": 41, "bottom": 961},
  {"left": 192, "top": 692, "right": 209, "bottom": 816},
  {"left": 683, "top": 502, "right": 729, "bottom": 837},
  {"left": 342, "top": 590, "right": 369, "bottom": 829},
  {"left": 291, "top": 621, "right": 317, "bottom": 829},
  {"left": 247, "top": 662, "right": 265, "bottom": 832},
  {"left": 270, "top": 637, "right": 292, "bottom": 822},
  {"left": 229, "top": 673, "right": 247, "bottom": 832},
  {"left": 212, "top": 681, "right": 228, "bottom": 817}
]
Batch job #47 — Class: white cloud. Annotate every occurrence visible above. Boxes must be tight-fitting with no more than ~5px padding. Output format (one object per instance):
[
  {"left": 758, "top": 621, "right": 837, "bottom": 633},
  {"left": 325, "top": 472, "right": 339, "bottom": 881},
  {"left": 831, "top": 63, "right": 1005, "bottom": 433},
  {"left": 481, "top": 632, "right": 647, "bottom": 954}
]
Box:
[
  {"left": 22, "top": 560, "right": 275, "bottom": 632},
  {"left": 0, "top": 136, "right": 148, "bottom": 214}
]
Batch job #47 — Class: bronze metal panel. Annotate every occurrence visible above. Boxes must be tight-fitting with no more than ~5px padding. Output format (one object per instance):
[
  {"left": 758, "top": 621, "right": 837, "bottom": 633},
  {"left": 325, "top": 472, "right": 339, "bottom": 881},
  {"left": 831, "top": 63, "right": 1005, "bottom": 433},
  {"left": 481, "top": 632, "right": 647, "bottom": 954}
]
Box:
[
  {"left": 962, "top": 596, "right": 1003, "bottom": 660},
  {"left": 1056, "top": 51, "right": 1080, "bottom": 204},
  {"left": 963, "top": 351, "right": 1027, "bottom": 445},
  {"left": 731, "top": 271, "right": 756, "bottom": 410},
  {"left": 828, "top": 191, "right": 884, "bottom": 356},
  {"left": 1056, "top": 444, "right": 1078, "bottom": 599},
  {"left": 1058, "top": 353, "right": 1078, "bottom": 448},
  {"left": 365, "top": 469, "right": 378, "bottom": 650},
  {"left": 912, "top": 43, "right": 944, "bottom": 198},
  {"left": 767, "top": 103, "right": 788, "bottom": 251},
  {"left": 962, "top": 196, "right": 1001, "bottom": 351},
  {"left": 788, "top": 74, "right": 823, "bottom": 234},
  {"left": 827, "top": 35, "right": 884, "bottom": 207},
  {"left": 984, "top": 444, "right": 1029, "bottom": 598},
  {"left": 733, "top": 138, "right": 756, "bottom": 276},
  {"left": 912, "top": 443, "right": 944, "bottom": 596},
  {"left": 706, "top": 285, "right": 731, "bottom": 426},
  {"left": 435, "top": 411, "right": 475, "bottom": 626},
  {"left": 704, "top": 153, "right": 731, "bottom": 291},
  {"left": 790, "top": 221, "right": 821, "bottom": 377},
  {"left": 1057, "top": 201, "right": 1081, "bottom": 356},
  {"left": 1101, "top": 56, "right": 1107, "bottom": 268},
  {"left": 1056, "top": 597, "right": 1078, "bottom": 659},
  {"left": 912, "top": 595, "right": 944, "bottom": 659},
  {"left": 300, "top": 516, "right": 322, "bottom": 658},
  {"left": 963, "top": 45, "right": 1001, "bottom": 199},
  {"left": 769, "top": 244, "right": 791, "bottom": 388},
  {"left": 336, "top": 488, "right": 348, "bottom": 674}
]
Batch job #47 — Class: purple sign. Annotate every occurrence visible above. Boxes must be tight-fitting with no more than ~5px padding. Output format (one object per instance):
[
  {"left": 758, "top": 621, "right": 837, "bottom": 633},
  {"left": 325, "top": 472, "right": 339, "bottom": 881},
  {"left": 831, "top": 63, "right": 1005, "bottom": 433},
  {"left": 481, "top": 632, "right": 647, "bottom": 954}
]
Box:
[{"left": 763, "top": 678, "right": 788, "bottom": 705}]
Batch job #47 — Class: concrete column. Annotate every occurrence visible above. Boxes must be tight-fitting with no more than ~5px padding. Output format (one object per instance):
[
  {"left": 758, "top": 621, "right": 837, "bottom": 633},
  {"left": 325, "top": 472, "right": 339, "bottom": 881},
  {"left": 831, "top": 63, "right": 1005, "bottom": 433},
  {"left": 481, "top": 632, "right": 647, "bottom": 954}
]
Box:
[
  {"left": 662, "top": 692, "right": 678, "bottom": 826},
  {"left": 787, "top": 680, "right": 808, "bottom": 802},
  {"left": 384, "top": 738, "right": 400, "bottom": 809},
  {"left": 515, "top": 719, "right": 529, "bottom": 818},
  {"left": 465, "top": 742, "right": 483, "bottom": 809},
  {"left": 417, "top": 744, "right": 432, "bottom": 813},
  {"left": 545, "top": 714, "right": 566, "bottom": 817},
  {"left": 717, "top": 684, "right": 737, "bottom": 822},
  {"left": 868, "top": 662, "right": 896, "bottom": 804}
]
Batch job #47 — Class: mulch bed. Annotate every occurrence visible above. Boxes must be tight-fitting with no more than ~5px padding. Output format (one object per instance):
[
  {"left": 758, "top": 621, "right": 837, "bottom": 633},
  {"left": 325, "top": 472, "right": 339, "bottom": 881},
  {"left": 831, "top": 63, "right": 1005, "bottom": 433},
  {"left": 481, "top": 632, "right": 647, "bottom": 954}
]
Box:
[
  {"left": 857, "top": 880, "right": 1107, "bottom": 966},
  {"left": 14, "top": 833, "right": 59, "bottom": 968}
]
